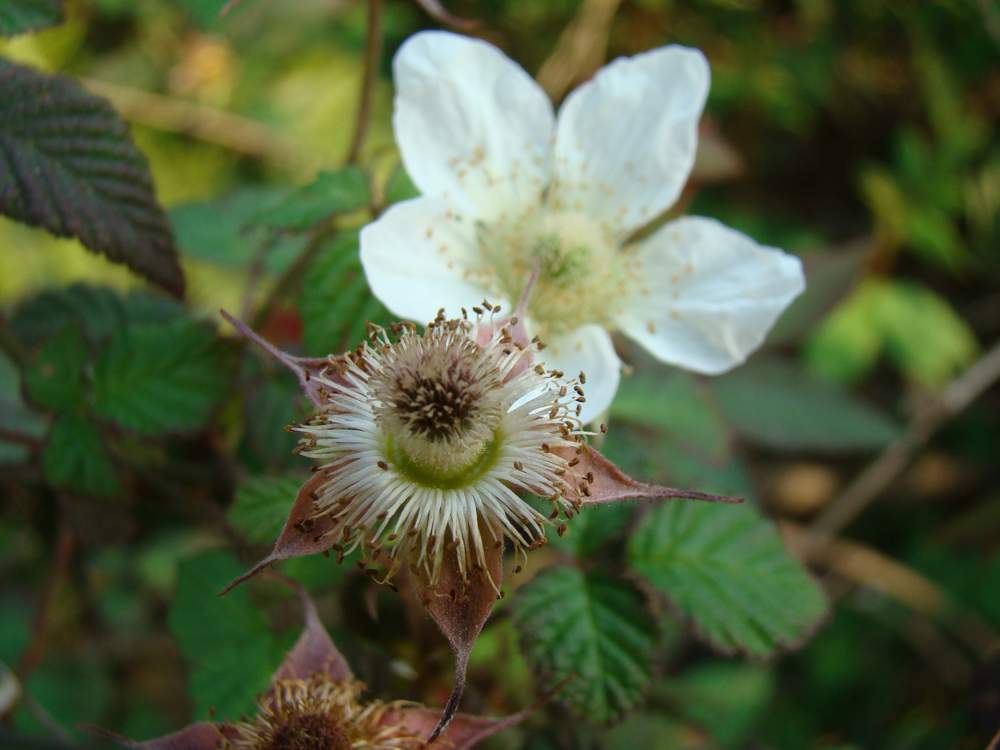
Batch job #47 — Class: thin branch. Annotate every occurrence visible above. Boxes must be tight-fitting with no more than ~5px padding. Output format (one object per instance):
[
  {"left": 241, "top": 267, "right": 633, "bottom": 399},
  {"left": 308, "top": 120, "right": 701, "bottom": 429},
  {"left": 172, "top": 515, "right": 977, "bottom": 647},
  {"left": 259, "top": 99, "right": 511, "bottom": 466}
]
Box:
[
  {"left": 250, "top": 229, "right": 334, "bottom": 330},
  {"left": 79, "top": 77, "right": 300, "bottom": 166},
  {"left": 809, "top": 339, "right": 1000, "bottom": 541},
  {"left": 16, "top": 522, "right": 74, "bottom": 684},
  {"left": 412, "top": 0, "right": 477, "bottom": 30},
  {"left": 535, "top": 0, "right": 622, "bottom": 101},
  {"left": 783, "top": 521, "right": 998, "bottom": 657},
  {"left": 346, "top": 0, "right": 385, "bottom": 165},
  {"left": 0, "top": 428, "right": 42, "bottom": 450}
]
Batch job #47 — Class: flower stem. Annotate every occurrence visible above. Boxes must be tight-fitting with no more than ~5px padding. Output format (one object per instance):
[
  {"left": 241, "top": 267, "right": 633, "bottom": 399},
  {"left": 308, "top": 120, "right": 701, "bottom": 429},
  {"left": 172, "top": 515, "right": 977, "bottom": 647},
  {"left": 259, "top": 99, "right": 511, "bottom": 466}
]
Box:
[{"left": 346, "top": 0, "right": 384, "bottom": 165}]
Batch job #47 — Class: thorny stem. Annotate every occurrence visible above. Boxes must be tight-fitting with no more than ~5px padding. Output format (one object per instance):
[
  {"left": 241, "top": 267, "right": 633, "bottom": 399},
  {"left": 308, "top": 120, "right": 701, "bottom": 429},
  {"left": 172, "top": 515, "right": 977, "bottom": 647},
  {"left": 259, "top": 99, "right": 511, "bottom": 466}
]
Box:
[
  {"left": 346, "top": 0, "right": 385, "bottom": 165},
  {"left": 809, "top": 338, "right": 1000, "bottom": 543}
]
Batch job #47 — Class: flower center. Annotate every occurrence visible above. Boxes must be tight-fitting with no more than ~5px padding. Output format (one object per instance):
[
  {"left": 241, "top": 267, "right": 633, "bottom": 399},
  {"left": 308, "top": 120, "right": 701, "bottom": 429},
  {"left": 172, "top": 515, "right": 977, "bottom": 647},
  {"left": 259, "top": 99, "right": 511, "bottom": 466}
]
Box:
[
  {"left": 266, "top": 713, "right": 350, "bottom": 750},
  {"left": 370, "top": 322, "right": 506, "bottom": 484},
  {"left": 478, "top": 209, "right": 632, "bottom": 337}
]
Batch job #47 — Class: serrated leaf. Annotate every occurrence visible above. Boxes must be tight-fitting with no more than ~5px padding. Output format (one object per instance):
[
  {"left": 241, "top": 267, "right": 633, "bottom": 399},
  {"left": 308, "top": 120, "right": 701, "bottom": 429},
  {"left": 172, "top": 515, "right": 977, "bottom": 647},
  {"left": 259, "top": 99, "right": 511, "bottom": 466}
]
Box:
[
  {"left": 170, "top": 186, "right": 307, "bottom": 272},
  {"left": 168, "top": 551, "right": 279, "bottom": 720},
  {"left": 42, "top": 414, "right": 120, "bottom": 495},
  {"left": 23, "top": 324, "right": 87, "bottom": 411},
  {"left": 512, "top": 566, "right": 657, "bottom": 723},
  {"left": 257, "top": 168, "right": 370, "bottom": 230},
  {"left": 0, "top": 60, "right": 183, "bottom": 296},
  {"left": 238, "top": 371, "right": 303, "bottom": 471},
  {"left": 92, "top": 318, "right": 227, "bottom": 435},
  {"left": 601, "top": 425, "right": 756, "bottom": 503},
  {"left": 0, "top": 0, "right": 63, "bottom": 37},
  {"left": 10, "top": 284, "right": 183, "bottom": 347},
  {"left": 710, "top": 357, "right": 900, "bottom": 452},
  {"left": 611, "top": 371, "right": 727, "bottom": 459},
  {"left": 228, "top": 475, "right": 303, "bottom": 545},
  {"left": 0, "top": 350, "right": 46, "bottom": 464},
  {"left": 627, "top": 502, "right": 827, "bottom": 657},
  {"left": 299, "top": 232, "right": 392, "bottom": 355},
  {"left": 549, "top": 502, "right": 633, "bottom": 558}
]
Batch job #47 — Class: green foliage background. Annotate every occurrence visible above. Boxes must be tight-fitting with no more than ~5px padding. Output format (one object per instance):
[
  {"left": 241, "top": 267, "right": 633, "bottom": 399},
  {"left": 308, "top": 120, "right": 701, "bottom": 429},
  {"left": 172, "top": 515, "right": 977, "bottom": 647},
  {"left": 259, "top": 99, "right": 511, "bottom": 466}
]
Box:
[{"left": 1, "top": 0, "right": 998, "bottom": 748}]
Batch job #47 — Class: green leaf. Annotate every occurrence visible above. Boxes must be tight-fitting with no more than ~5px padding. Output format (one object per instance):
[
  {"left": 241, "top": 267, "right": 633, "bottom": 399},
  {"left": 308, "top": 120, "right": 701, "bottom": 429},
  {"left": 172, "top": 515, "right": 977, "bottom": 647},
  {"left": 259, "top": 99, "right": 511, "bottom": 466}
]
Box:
[
  {"left": 807, "top": 279, "right": 977, "bottom": 387},
  {"left": 15, "top": 658, "right": 111, "bottom": 738},
  {"left": 42, "top": 414, "right": 120, "bottom": 496},
  {"left": 299, "top": 232, "right": 392, "bottom": 356},
  {"left": 710, "top": 357, "right": 900, "bottom": 452},
  {"left": 601, "top": 425, "right": 756, "bottom": 503},
  {"left": 92, "top": 318, "right": 227, "bottom": 435},
  {"left": 0, "top": 350, "right": 46, "bottom": 464},
  {"left": 604, "top": 714, "right": 687, "bottom": 750},
  {"left": 549, "top": 502, "right": 633, "bottom": 558},
  {"left": 228, "top": 475, "right": 303, "bottom": 545},
  {"left": 169, "top": 551, "right": 279, "bottom": 720},
  {"left": 10, "top": 284, "right": 183, "bottom": 347},
  {"left": 0, "top": 60, "right": 184, "bottom": 296},
  {"left": 611, "top": 371, "right": 727, "bottom": 459},
  {"left": 0, "top": 0, "right": 63, "bottom": 37},
  {"left": 627, "top": 502, "right": 827, "bottom": 657},
  {"left": 512, "top": 566, "right": 657, "bottom": 723},
  {"left": 170, "top": 186, "right": 306, "bottom": 272},
  {"left": 766, "top": 243, "right": 866, "bottom": 346},
  {"left": 384, "top": 164, "right": 419, "bottom": 205},
  {"left": 23, "top": 325, "right": 88, "bottom": 412},
  {"left": 237, "top": 372, "right": 303, "bottom": 471},
  {"left": 662, "top": 662, "right": 775, "bottom": 746},
  {"left": 257, "top": 168, "right": 370, "bottom": 230}
]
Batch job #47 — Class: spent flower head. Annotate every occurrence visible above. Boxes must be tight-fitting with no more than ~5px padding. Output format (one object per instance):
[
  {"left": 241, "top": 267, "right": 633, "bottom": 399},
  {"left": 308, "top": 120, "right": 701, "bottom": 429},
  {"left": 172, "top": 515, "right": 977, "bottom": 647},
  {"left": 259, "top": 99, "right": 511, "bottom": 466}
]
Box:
[
  {"left": 360, "top": 31, "right": 806, "bottom": 422},
  {"left": 99, "top": 587, "right": 527, "bottom": 750}
]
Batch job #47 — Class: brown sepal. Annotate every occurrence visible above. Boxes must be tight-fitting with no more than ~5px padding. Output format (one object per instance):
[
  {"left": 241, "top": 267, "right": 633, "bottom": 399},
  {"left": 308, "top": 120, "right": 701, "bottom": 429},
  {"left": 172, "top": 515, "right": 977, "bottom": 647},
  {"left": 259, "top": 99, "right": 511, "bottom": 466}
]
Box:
[
  {"left": 414, "top": 541, "right": 504, "bottom": 742},
  {"left": 271, "top": 580, "right": 352, "bottom": 683},
  {"left": 563, "top": 444, "right": 743, "bottom": 506},
  {"left": 220, "top": 472, "right": 338, "bottom": 596},
  {"left": 85, "top": 722, "right": 237, "bottom": 750},
  {"left": 390, "top": 707, "right": 528, "bottom": 749}
]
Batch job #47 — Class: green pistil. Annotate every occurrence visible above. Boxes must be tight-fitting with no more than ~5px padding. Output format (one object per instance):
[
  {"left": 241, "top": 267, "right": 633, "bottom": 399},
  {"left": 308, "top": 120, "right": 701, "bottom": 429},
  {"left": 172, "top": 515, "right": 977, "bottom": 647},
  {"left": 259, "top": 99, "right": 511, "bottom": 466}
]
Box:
[{"left": 386, "top": 430, "right": 503, "bottom": 490}]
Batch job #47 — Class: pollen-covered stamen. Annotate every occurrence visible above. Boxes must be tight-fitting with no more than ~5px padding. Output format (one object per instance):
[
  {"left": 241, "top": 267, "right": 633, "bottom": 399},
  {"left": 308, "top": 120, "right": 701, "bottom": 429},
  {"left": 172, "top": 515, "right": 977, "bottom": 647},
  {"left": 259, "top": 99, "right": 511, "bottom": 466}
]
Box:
[
  {"left": 370, "top": 315, "right": 505, "bottom": 480},
  {"left": 266, "top": 713, "right": 349, "bottom": 750},
  {"left": 477, "top": 209, "right": 640, "bottom": 338},
  {"left": 292, "top": 307, "right": 590, "bottom": 588}
]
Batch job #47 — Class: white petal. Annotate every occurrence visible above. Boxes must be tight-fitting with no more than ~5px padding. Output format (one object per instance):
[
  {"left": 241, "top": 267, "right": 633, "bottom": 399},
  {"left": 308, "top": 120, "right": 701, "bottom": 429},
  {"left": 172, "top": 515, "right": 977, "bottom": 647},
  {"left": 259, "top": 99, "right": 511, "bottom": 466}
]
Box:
[
  {"left": 541, "top": 325, "right": 620, "bottom": 424},
  {"left": 360, "top": 198, "right": 496, "bottom": 324},
  {"left": 617, "top": 217, "right": 805, "bottom": 374},
  {"left": 551, "top": 46, "right": 709, "bottom": 238},
  {"left": 393, "top": 31, "right": 555, "bottom": 221}
]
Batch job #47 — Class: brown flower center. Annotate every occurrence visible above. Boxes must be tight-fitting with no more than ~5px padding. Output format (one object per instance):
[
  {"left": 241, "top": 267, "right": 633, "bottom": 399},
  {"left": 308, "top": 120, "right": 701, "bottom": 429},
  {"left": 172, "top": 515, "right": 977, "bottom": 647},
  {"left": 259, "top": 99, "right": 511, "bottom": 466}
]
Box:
[{"left": 266, "top": 713, "right": 350, "bottom": 750}]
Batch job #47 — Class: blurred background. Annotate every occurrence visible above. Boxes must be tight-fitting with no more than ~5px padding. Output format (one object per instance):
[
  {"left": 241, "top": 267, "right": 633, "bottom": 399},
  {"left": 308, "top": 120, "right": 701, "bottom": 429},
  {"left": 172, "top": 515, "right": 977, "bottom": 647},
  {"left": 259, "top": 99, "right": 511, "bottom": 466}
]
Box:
[{"left": 0, "top": 0, "right": 998, "bottom": 748}]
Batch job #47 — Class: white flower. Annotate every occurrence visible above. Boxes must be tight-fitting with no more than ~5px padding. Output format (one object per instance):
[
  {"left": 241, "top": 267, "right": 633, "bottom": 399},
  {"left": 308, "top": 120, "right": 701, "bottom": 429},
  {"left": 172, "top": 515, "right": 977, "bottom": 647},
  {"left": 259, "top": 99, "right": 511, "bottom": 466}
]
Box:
[
  {"left": 360, "top": 31, "right": 806, "bottom": 423},
  {"left": 293, "top": 309, "right": 586, "bottom": 587}
]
